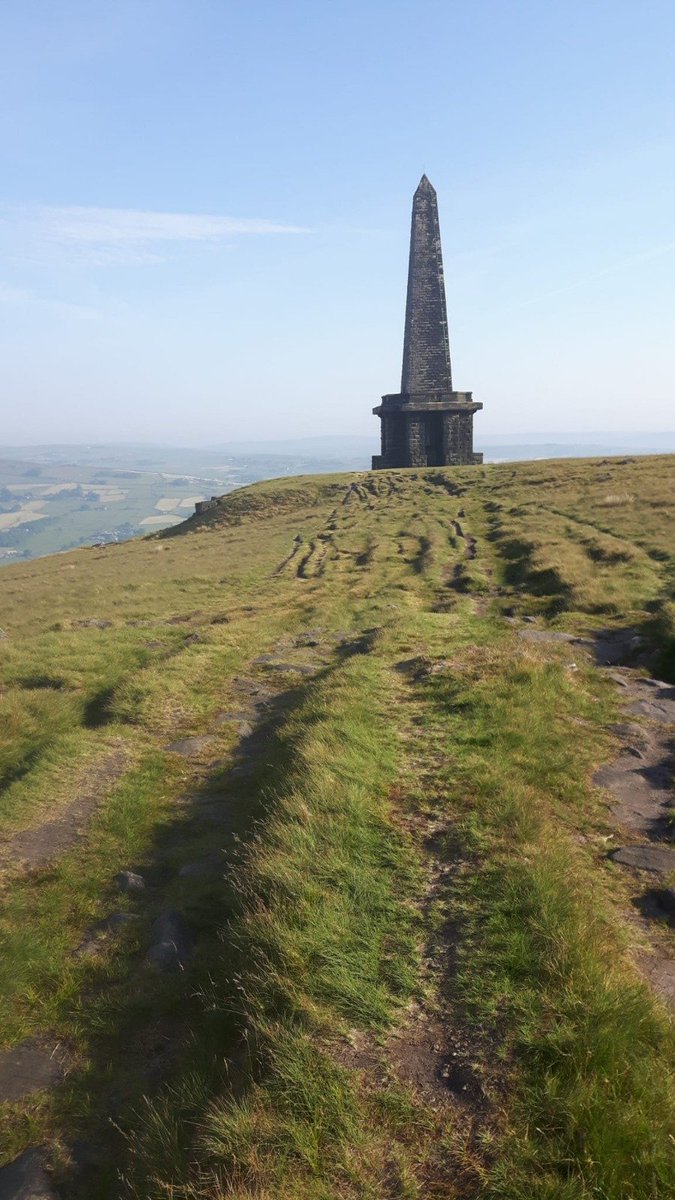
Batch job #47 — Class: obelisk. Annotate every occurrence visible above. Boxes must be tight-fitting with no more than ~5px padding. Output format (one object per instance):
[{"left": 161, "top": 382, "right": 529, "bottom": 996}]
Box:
[{"left": 372, "top": 176, "right": 482, "bottom": 469}]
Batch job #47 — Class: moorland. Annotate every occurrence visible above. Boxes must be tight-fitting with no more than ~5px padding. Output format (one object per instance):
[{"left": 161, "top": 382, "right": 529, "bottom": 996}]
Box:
[{"left": 0, "top": 454, "right": 673, "bottom": 1199}]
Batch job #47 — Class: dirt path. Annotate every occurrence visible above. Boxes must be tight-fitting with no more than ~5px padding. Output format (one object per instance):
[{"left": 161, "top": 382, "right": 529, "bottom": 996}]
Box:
[
  {"left": 0, "top": 626, "right": 357, "bottom": 1195},
  {"left": 0, "top": 746, "right": 128, "bottom": 877},
  {"left": 520, "top": 624, "right": 675, "bottom": 1009}
]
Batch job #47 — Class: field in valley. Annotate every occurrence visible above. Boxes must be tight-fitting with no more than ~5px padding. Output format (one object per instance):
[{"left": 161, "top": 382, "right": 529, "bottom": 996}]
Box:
[
  {"left": 0, "top": 444, "right": 375, "bottom": 564},
  {"left": 0, "top": 454, "right": 673, "bottom": 1198}
]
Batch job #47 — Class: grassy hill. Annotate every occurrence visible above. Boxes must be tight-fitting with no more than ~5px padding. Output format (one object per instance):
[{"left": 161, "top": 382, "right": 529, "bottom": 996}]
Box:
[{"left": 0, "top": 455, "right": 673, "bottom": 1199}]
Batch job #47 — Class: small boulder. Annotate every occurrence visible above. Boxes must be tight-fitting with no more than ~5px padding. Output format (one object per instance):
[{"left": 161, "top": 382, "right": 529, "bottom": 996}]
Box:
[
  {"left": 0, "top": 1039, "right": 68, "bottom": 1105},
  {"left": 607, "top": 671, "right": 630, "bottom": 687},
  {"left": 146, "top": 910, "right": 192, "bottom": 972},
  {"left": 114, "top": 870, "right": 145, "bottom": 893},
  {"left": 0, "top": 1148, "right": 60, "bottom": 1199},
  {"left": 73, "top": 911, "right": 138, "bottom": 958},
  {"left": 656, "top": 887, "right": 675, "bottom": 918}
]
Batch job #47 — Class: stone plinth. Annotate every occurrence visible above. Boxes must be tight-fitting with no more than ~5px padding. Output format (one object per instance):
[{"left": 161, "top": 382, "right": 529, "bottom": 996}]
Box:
[{"left": 372, "top": 392, "right": 483, "bottom": 469}]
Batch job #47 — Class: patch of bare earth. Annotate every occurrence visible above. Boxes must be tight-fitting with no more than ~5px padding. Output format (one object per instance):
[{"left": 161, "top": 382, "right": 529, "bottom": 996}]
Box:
[
  {"left": 519, "top": 624, "right": 675, "bottom": 1009},
  {"left": 0, "top": 745, "right": 128, "bottom": 877},
  {"left": 592, "top": 660, "right": 675, "bottom": 1010}
]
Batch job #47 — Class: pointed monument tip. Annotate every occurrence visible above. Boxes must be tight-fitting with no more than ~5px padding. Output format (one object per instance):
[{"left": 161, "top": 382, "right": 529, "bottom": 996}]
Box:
[{"left": 416, "top": 173, "right": 435, "bottom": 194}]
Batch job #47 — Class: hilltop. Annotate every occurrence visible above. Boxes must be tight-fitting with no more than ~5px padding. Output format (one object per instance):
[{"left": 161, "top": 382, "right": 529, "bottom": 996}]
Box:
[{"left": 0, "top": 455, "right": 673, "bottom": 1199}]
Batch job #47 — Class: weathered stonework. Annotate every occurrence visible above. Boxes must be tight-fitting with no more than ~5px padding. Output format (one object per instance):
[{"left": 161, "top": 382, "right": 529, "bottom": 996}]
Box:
[
  {"left": 373, "top": 176, "right": 483, "bottom": 469},
  {"left": 195, "top": 497, "right": 221, "bottom": 514}
]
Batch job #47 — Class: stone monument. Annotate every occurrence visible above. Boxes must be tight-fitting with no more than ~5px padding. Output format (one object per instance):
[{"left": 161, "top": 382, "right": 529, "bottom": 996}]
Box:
[{"left": 372, "top": 175, "right": 483, "bottom": 469}]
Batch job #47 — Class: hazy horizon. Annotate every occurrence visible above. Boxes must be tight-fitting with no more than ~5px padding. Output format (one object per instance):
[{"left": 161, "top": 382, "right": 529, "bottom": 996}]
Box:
[{"left": 3, "top": 430, "right": 675, "bottom": 452}]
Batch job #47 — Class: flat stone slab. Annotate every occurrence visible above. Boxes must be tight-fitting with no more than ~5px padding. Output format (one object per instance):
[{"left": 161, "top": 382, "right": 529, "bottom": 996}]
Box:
[
  {"left": 114, "top": 870, "right": 145, "bottom": 892},
  {"left": 213, "top": 712, "right": 254, "bottom": 737},
  {"left": 255, "top": 660, "right": 320, "bottom": 675},
  {"left": 213, "top": 709, "right": 252, "bottom": 724},
  {"left": 611, "top": 845, "right": 675, "bottom": 874},
  {"left": 593, "top": 630, "right": 647, "bottom": 665},
  {"left": 146, "top": 909, "right": 193, "bottom": 972},
  {"left": 0, "top": 1149, "right": 59, "bottom": 1199},
  {"left": 73, "top": 911, "right": 139, "bottom": 958},
  {"left": 165, "top": 736, "right": 215, "bottom": 756},
  {"left": 626, "top": 680, "right": 675, "bottom": 724},
  {"left": 0, "top": 1039, "right": 68, "bottom": 1104},
  {"left": 593, "top": 756, "right": 673, "bottom": 837}
]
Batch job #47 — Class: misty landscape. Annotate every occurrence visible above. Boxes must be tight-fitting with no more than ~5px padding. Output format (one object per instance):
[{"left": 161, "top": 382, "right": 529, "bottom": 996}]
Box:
[{"left": 3, "top": 432, "right": 675, "bottom": 562}]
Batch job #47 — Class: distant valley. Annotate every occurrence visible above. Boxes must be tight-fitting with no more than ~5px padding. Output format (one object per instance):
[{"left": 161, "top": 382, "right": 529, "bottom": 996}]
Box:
[{"left": 2, "top": 434, "right": 674, "bottom": 563}]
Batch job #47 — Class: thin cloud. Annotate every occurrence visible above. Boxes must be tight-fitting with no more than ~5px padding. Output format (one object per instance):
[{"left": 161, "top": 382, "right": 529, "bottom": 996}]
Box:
[
  {"left": 37, "top": 205, "right": 308, "bottom": 244},
  {"left": 0, "top": 204, "right": 309, "bottom": 266}
]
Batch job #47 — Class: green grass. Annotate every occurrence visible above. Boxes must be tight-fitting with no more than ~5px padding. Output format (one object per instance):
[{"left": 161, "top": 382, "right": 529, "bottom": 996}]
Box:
[
  {"left": 415, "top": 634, "right": 674, "bottom": 1199},
  {"left": 0, "top": 454, "right": 673, "bottom": 1198}
]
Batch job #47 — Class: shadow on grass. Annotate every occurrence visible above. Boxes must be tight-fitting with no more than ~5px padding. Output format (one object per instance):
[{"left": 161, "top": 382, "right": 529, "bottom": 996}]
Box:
[{"left": 52, "top": 648, "right": 359, "bottom": 1199}]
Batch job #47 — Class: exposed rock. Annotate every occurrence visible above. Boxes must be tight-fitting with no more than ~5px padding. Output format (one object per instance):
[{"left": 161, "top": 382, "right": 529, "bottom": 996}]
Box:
[
  {"left": 73, "top": 618, "right": 112, "bottom": 630},
  {"left": 656, "top": 888, "right": 675, "bottom": 918},
  {"left": 232, "top": 677, "right": 275, "bottom": 704},
  {"left": 0, "top": 1148, "right": 59, "bottom": 1199},
  {"left": 114, "top": 870, "right": 145, "bottom": 893},
  {"left": 165, "top": 736, "right": 215, "bottom": 756},
  {"left": 0, "top": 1039, "right": 68, "bottom": 1104},
  {"left": 628, "top": 695, "right": 675, "bottom": 723},
  {"left": 609, "top": 721, "right": 650, "bottom": 746},
  {"left": 73, "top": 911, "right": 138, "bottom": 958},
  {"left": 607, "top": 671, "right": 630, "bottom": 687},
  {"left": 593, "top": 755, "right": 672, "bottom": 837},
  {"left": 253, "top": 658, "right": 319, "bottom": 675},
  {"left": 213, "top": 711, "right": 254, "bottom": 737},
  {"left": 293, "top": 628, "right": 325, "bottom": 647},
  {"left": 213, "top": 709, "right": 250, "bottom": 724},
  {"left": 146, "top": 910, "right": 192, "bottom": 972},
  {"left": 611, "top": 845, "right": 675, "bottom": 874}
]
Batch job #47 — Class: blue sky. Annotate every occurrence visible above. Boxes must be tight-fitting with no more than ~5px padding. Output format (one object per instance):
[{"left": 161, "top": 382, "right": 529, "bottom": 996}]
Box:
[{"left": 1, "top": 0, "right": 674, "bottom": 444}]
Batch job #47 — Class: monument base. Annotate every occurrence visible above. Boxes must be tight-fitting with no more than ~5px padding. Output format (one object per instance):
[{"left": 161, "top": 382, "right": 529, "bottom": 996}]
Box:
[{"left": 372, "top": 392, "right": 483, "bottom": 469}]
